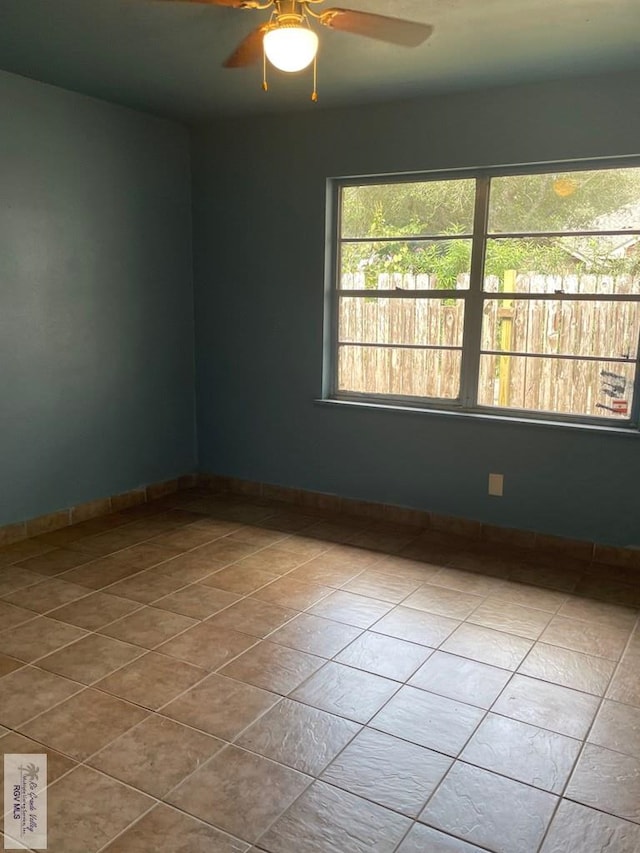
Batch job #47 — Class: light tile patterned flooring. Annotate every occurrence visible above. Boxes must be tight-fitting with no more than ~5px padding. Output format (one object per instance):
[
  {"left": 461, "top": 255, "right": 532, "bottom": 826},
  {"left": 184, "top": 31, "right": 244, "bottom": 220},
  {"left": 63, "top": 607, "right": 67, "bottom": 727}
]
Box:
[{"left": 0, "top": 490, "right": 639, "bottom": 852}]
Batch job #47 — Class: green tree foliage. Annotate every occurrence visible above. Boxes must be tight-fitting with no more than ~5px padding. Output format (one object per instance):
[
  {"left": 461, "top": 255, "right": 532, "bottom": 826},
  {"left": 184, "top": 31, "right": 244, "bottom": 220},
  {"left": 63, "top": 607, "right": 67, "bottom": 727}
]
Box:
[{"left": 341, "top": 169, "right": 640, "bottom": 289}]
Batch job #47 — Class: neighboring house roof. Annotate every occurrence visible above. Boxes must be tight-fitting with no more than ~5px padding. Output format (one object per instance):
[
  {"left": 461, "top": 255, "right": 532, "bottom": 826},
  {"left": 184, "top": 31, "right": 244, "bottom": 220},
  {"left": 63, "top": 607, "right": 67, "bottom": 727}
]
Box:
[
  {"left": 564, "top": 201, "right": 640, "bottom": 266},
  {"left": 592, "top": 201, "right": 640, "bottom": 232}
]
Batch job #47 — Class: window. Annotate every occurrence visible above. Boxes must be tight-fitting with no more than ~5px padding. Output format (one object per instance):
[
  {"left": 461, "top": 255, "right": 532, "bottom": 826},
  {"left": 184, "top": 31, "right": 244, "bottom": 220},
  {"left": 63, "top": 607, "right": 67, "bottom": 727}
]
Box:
[{"left": 327, "top": 163, "right": 640, "bottom": 426}]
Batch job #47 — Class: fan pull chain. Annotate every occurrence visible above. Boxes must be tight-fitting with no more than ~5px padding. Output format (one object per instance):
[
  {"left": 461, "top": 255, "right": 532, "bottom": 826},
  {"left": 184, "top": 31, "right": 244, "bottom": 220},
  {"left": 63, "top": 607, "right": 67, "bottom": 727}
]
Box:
[
  {"left": 311, "top": 54, "right": 318, "bottom": 102},
  {"left": 262, "top": 44, "right": 268, "bottom": 92}
]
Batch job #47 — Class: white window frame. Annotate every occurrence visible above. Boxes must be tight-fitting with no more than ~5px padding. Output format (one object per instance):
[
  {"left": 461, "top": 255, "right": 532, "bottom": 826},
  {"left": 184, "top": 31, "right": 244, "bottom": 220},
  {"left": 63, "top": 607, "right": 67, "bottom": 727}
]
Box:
[{"left": 324, "top": 159, "right": 640, "bottom": 429}]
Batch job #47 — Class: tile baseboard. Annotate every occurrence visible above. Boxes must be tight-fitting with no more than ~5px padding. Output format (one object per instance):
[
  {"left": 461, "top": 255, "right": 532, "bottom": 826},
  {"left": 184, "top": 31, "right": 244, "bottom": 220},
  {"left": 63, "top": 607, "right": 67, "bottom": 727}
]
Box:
[
  {"left": 1, "top": 470, "right": 637, "bottom": 574},
  {"left": 0, "top": 474, "right": 199, "bottom": 547},
  {"left": 198, "top": 473, "right": 640, "bottom": 572}
]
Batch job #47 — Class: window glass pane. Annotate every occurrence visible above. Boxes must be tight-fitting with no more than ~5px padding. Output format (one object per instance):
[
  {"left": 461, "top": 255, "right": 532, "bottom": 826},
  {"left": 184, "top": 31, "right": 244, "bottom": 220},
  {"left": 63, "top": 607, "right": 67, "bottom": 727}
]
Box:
[
  {"left": 333, "top": 166, "right": 640, "bottom": 425},
  {"left": 338, "top": 345, "right": 461, "bottom": 400},
  {"left": 340, "top": 239, "right": 471, "bottom": 290},
  {"left": 488, "top": 167, "right": 640, "bottom": 234},
  {"left": 483, "top": 237, "right": 640, "bottom": 294},
  {"left": 478, "top": 355, "right": 635, "bottom": 419},
  {"left": 341, "top": 179, "right": 475, "bottom": 239},
  {"left": 339, "top": 297, "right": 465, "bottom": 347},
  {"left": 481, "top": 299, "right": 640, "bottom": 360}
]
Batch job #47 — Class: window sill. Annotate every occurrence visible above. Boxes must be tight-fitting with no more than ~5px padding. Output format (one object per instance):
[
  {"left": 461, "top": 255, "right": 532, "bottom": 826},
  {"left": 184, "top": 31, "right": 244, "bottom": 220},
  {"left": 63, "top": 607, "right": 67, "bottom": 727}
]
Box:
[{"left": 314, "top": 397, "right": 640, "bottom": 437}]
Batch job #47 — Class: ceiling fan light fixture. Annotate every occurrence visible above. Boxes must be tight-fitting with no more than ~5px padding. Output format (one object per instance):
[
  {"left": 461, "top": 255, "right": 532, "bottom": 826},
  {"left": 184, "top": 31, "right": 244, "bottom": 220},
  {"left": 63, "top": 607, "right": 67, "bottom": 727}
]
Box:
[{"left": 263, "top": 24, "right": 319, "bottom": 72}]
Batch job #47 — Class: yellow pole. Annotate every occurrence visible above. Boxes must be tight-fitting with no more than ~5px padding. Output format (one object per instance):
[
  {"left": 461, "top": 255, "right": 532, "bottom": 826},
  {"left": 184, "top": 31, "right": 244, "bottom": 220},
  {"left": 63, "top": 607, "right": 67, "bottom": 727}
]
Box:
[{"left": 498, "top": 270, "right": 515, "bottom": 407}]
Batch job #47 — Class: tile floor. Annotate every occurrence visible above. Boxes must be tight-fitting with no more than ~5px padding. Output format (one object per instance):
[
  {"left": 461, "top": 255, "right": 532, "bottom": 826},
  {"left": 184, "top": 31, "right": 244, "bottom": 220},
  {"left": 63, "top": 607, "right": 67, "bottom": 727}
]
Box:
[{"left": 0, "top": 490, "right": 639, "bottom": 852}]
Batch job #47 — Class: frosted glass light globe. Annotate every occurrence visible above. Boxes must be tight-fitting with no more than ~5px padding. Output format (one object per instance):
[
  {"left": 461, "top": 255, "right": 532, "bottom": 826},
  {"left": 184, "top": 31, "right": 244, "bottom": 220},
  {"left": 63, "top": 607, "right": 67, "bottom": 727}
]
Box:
[{"left": 264, "top": 26, "right": 319, "bottom": 72}]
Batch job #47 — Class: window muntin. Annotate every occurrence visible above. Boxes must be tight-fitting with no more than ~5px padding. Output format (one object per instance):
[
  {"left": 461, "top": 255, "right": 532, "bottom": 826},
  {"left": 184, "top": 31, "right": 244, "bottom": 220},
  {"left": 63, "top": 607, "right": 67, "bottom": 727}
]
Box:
[{"left": 331, "top": 163, "right": 640, "bottom": 426}]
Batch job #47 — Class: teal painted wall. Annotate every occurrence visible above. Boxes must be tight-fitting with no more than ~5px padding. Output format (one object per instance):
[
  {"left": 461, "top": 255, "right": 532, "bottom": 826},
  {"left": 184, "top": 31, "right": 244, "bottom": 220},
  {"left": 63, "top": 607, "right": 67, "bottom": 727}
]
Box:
[
  {"left": 192, "top": 70, "right": 640, "bottom": 547},
  {"left": 0, "top": 71, "right": 196, "bottom": 525}
]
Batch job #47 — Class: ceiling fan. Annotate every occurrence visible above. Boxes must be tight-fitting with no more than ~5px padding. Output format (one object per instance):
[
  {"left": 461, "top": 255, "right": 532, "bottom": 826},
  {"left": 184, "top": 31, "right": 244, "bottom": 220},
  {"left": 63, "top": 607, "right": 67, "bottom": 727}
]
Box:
[{"left": 160, "top": 0, "right": 433, "bottom": 99}]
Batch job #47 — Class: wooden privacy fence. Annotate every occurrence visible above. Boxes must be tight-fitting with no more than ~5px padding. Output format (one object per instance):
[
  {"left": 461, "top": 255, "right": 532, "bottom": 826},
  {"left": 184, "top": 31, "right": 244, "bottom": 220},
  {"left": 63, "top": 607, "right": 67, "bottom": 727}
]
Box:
[
  {"left": 338, "top": 274, "right": 639, "bottom": 417},
  {"left": 340, "top": 272, "right": 640, "bottom": 295}
]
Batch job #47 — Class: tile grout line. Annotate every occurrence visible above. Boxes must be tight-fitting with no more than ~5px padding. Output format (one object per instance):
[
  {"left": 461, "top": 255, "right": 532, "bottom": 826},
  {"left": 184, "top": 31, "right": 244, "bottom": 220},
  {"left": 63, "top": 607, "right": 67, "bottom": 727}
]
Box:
[
  {"left": 0, "top": 508, "right": 357, "bottom": 848},
  {"left": 533, "top": 609, "right": 640, "bottom": 852},
  {"left": 2, "top": 494, "right": 639, "bottom": 850},
  {"left": 0, "top": 518, "right": 308, "bottom": 721},
  {"left": 7, "top": 588, "right": 636, "bottom": 849},
  {"left": 2, "top": 563, "right": 635, "bottom": 726},
  {"left": 2, "top": 514, "right": 373, "bottom": 759},
  {"left": 247, "top": 556, "right": 516, "bottom": 849},
  {"left": 0, "top": 508, "right": 344, "bottom": 661},
  {"left": 250, "top": 563, "right": 503, "bottom": 849},
  {"left": 86, "top": 532, "right": 416, "bottom": 846},
  {"left": 332, "top": 568, "right": 639, "bottom": 846},
  {"left": 418, "top": 611, "right": 639, "bottom": 840}
]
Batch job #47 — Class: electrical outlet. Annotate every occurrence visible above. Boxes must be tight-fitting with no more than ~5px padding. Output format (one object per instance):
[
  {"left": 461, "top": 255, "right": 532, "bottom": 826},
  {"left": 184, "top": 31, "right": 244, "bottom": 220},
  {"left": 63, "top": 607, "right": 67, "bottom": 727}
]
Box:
[{"left": 488, "top": 473, "right": 504, "bottom": 497}]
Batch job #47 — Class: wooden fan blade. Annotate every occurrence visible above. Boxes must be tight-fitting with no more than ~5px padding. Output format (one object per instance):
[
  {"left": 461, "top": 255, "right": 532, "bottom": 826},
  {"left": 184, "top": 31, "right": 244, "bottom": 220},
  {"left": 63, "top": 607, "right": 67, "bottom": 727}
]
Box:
[
  {"left": 154, "top": 0, "right": 260, "bottom": 8},
  {"left": 320, "top": 8, "right": 432, "bottom": 46},
  {"left": 223, "top": 24, "right": 268, "bottom": 67}
]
